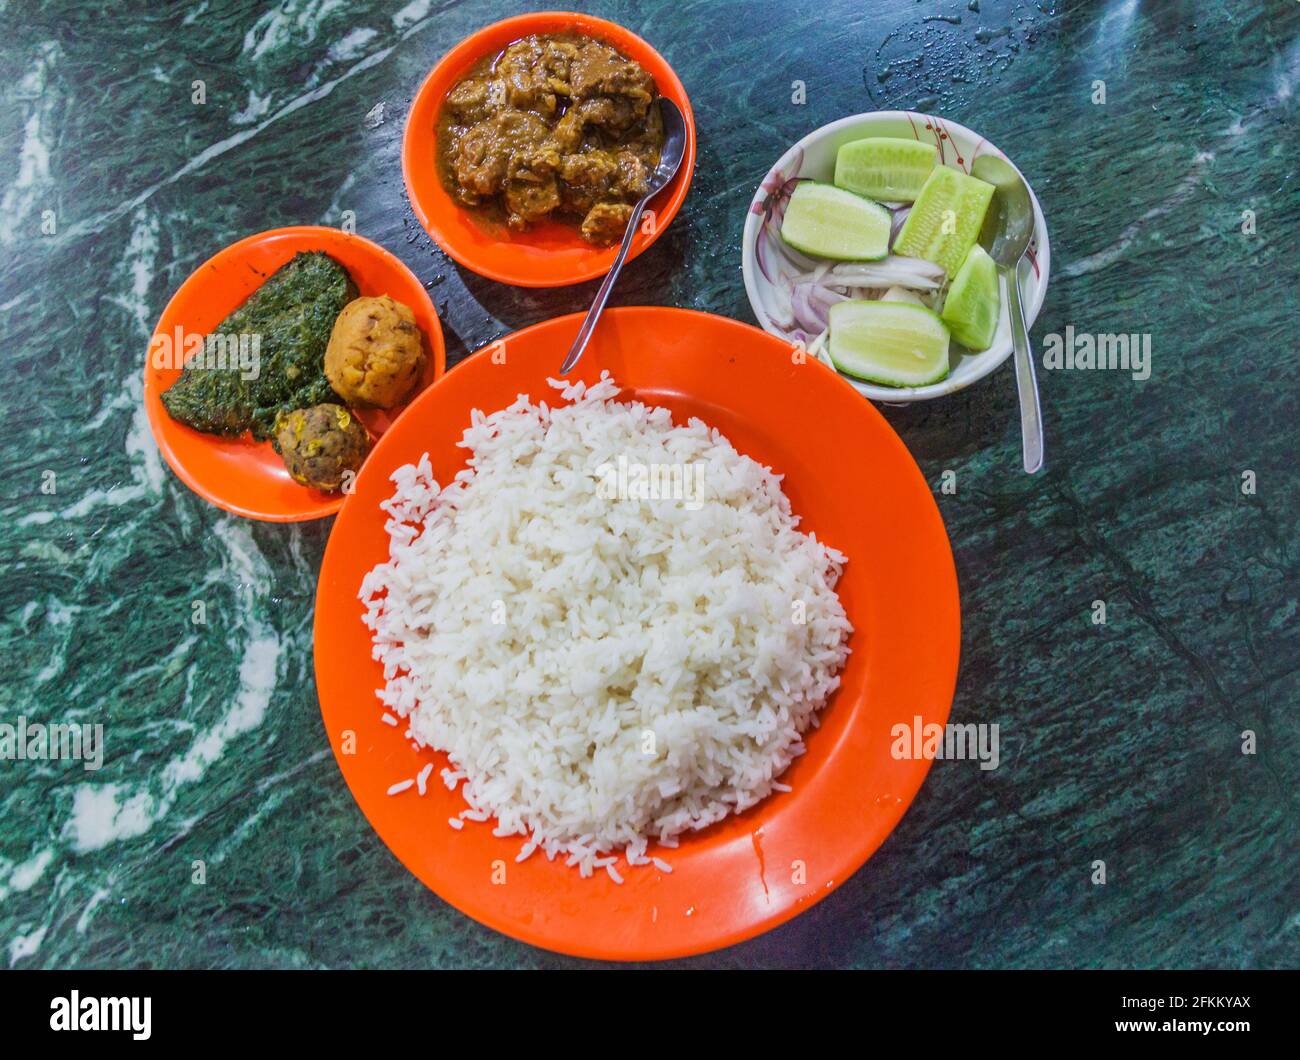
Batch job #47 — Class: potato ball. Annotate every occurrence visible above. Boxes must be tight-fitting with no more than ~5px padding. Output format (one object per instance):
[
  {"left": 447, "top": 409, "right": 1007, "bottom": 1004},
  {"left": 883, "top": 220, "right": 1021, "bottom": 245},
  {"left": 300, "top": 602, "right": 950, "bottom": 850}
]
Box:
[
  {"left": 272, "top": 403, "right": 370, "bottom": 491},
  {"left": 324, "top": 295, "right": 426, "bottom": 408}
]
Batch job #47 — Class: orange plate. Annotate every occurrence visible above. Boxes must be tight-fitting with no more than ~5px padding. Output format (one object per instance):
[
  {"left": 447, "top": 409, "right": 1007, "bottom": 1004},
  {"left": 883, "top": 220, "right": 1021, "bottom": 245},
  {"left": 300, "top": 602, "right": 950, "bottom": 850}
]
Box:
[
  {"left": 314, "top": 308, "right": 960, "bottom": 959},
  {"left": 402, "top": 12, "right": 697, "bottom": 288},
  {"left": 144, "top": 227, "right": 446, "bottom": 522}
]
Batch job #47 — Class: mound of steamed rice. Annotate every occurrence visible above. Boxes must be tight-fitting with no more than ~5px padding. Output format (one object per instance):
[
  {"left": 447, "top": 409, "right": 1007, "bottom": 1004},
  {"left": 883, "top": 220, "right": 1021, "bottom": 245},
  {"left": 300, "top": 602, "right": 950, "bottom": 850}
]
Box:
[{"left": 359, "top": 372, "right": 852, "bottom": 880}]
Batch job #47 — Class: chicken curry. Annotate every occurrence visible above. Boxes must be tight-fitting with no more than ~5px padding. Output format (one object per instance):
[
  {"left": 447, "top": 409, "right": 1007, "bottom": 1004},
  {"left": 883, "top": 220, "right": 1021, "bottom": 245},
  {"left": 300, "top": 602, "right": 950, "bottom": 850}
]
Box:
[{"left": 437, "top": 32, "right": 665, "bottom": 245}]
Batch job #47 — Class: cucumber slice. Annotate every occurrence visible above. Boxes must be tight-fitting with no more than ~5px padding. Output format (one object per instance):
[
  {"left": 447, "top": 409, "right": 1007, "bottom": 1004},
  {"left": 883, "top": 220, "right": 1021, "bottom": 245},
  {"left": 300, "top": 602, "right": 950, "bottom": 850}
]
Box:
[
  {"left": 828, "top": 300, "right": 951, "bottom": 387},
  {"left": 941, "top": 245, "right": 1001, "bottom": 351},
  {"left": 834, "top": 137, "right": 938, "bottom": 203},
  {"left": 893, "top": 166, "right": 995, "bottom": 277},
  {"left": 780, "top": 182, "right": 891, "bottom": 261}
]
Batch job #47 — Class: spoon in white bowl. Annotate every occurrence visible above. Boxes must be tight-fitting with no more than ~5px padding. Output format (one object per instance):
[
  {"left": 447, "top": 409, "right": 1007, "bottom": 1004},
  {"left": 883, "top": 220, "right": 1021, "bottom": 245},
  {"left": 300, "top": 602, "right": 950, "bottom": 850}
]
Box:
[
  {"left": 558, "top": 98, "right": 688, "bottom": 375},
  {"left": 972, "top": 154, "right": 1043, "bottom": 474}
]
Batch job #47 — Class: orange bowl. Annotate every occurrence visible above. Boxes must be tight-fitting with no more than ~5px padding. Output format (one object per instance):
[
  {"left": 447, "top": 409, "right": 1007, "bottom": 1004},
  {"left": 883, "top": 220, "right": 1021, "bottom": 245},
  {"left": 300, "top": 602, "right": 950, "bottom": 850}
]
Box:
[
  {"left": 144, "top": 227, "right": 446, "bottom": 522},
  {"left": 314, "top": 307, "right": 960, "bottom": 960},
  {"left": 402, "top": 12, "right": 697, "bottom": 288}
]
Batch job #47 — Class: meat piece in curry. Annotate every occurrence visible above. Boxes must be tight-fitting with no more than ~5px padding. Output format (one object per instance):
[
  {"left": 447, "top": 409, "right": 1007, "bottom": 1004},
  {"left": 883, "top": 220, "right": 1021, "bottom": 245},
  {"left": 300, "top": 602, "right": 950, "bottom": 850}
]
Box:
[{"left": 438, "top": 32, "right": 664, "bottom": 244}]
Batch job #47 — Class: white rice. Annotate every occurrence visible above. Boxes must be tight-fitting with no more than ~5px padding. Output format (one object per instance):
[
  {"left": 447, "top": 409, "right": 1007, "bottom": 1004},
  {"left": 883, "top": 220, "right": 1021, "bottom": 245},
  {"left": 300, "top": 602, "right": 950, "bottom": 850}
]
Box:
[{"left": 360, "top": 372, "right": 852, "bottom": 879}]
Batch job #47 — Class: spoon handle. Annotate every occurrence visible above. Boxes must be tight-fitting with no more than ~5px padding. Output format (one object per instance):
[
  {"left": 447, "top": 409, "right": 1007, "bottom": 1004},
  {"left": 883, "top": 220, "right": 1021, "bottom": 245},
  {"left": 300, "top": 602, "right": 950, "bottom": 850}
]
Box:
[
  {"left": 1005, "top": 262, "right": 1044, "bottom": 474},
  {"left": 559, "top": 200, "right": 648, "bottom": 375}
]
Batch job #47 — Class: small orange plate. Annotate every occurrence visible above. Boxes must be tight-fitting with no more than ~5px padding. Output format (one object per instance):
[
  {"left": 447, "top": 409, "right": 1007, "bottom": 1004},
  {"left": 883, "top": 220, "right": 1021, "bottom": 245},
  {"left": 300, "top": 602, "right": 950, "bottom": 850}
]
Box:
[
  {"left": 402, "top": 12, "right": 697, "bottom": 288},
  {"left": 144, "top": 227, "right": 446, "bottom": 522},
  {"left": 313, "top": 308, "right": 960, "bottom": 960}
]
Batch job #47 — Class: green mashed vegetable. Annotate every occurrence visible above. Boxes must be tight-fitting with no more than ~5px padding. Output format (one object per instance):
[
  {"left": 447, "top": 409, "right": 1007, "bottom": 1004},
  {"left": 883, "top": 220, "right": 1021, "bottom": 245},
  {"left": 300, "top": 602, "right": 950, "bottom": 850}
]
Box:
[{"left": 161, "top": 252, "right": 354, "bottom": 440}]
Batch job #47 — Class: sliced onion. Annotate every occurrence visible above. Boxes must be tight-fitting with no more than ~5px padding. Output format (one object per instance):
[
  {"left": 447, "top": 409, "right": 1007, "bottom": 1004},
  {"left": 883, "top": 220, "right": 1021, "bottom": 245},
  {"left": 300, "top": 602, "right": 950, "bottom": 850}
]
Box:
[
  {"left": 830, "top": 255, "right": 945, "bottom": 289},
  {"left": 777, "top": 242, "right": 821, "bottom": 272},
  {"left": 802, "top": 327, "right": 831, "bottom": 367},
  {"left": 791, "top": 283, "right": 828, "bottom": 333},
  {"left": 889, "top": 206, "right": 912, "bottom": 248},
  {"left": 806, "top": 283, "right": 847, "bottom": 310}
]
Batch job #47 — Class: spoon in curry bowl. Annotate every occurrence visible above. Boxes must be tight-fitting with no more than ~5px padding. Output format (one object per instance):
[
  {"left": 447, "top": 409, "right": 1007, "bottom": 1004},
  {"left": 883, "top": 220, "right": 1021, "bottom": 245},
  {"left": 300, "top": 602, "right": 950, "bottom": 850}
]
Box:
[{"left": 558, "top": 97, "right": 688, "bottom": 376}]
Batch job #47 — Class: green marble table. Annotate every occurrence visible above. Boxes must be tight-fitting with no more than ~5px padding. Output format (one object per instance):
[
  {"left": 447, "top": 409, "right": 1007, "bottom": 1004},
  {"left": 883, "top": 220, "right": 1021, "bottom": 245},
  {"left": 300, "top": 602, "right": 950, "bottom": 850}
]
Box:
[{"left": 1, "top": 0, "right": 1296, "bottom": 969}]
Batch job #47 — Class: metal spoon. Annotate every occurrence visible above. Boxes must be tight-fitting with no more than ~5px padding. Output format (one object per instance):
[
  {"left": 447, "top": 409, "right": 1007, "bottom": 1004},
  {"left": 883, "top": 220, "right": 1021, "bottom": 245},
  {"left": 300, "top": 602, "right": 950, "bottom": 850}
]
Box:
[
  {"left": 558, "top": 98, "right": 687, "bottom": 375},
  {"left": 972, "top": 154, "right": 1043, "bottom": 474}
]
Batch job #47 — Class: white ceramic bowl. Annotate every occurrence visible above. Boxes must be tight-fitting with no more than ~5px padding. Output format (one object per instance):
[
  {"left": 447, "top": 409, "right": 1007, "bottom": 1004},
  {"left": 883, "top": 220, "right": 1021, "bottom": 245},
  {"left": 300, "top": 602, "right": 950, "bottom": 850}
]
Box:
[{"left": 741, "top": 111, "right": 1050, "bottom": 403}]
